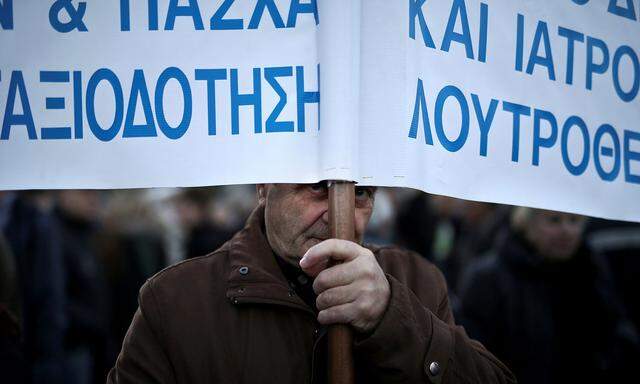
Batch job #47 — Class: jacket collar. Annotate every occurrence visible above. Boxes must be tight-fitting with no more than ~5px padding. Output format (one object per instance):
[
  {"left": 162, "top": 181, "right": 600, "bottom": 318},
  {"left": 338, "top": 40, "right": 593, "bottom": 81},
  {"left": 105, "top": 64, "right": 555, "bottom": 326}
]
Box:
[{"left": 225, "top": 204, "right": 314, "bottom": 315}]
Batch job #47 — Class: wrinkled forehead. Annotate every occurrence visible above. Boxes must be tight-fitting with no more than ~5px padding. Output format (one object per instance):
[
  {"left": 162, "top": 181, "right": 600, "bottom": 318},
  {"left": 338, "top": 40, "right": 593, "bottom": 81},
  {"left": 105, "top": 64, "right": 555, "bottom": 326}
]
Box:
[
  {"left": 263, "top": 182, "right": 378, "bottom": 193},
  {"left": 534, "top": 209, "right": 586, "bottom": 222}
]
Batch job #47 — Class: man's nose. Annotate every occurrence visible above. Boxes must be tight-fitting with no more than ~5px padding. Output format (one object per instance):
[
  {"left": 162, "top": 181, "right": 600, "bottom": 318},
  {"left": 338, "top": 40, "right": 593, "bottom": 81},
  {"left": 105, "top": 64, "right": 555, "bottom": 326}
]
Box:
[{"left": 559, "top": 219, "right": 580, "bottom": 237}]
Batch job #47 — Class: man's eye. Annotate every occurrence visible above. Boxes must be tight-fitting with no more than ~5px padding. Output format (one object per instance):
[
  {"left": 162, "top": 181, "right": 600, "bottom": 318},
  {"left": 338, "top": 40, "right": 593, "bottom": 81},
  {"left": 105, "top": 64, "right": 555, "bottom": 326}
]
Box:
[
  {"left": 355, "top": 187, "right": 373, "bottom": 199},
  {"left": 548, "top": 215, "right": 562, "bottom": 225},
  {"left": 309, "top": 182, "right": 327, "bottom": 193}
]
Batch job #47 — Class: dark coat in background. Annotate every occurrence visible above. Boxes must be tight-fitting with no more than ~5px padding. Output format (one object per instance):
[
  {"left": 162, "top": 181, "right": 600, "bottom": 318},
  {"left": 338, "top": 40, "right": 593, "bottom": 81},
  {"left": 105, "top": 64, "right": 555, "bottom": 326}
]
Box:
[
  {"left": 1, "top": 194, "right": 67, "bottom": 384},
  {"left": 108, "top": 205, "right": 515, "bottom": 384},
  {"left": 459, "top": 230, "right": 639, "bottom": 384},
  {"left": 98, "top": 226, "right": 168, "bottom": 380},
  {"left": 56, "top": 208, "right": 111, "bottom": 384},
  {"left": 585, "top": 219, "right": 640, "bottom": 336},
  {"left": 0, "top": 232, "right": 27, "bottom": 384}
]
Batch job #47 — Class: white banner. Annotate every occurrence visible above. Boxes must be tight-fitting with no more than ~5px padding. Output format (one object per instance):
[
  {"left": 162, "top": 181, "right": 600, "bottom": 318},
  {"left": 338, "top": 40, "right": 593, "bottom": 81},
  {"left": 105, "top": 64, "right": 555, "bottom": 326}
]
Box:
[{"left": 1, "top": 0, "right": 639, "bottom": 222}]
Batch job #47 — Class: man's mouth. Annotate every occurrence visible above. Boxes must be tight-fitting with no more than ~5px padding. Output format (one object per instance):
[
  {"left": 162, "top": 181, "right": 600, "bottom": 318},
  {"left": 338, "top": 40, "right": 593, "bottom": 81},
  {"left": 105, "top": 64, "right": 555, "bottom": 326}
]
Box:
[
  {"left": 305, "top": 236, "right": 329, "bottom": 247},
  {"left": 311, "top": 236, "right": 328, "bottom": 241}
]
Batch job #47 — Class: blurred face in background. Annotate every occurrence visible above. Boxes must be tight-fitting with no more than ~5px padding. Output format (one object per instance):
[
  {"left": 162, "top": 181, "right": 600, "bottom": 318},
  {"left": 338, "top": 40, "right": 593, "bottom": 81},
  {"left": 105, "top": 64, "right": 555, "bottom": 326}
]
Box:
[
  {"left": 257, "top": 183, "right": 375, "bottom": 266},
  {"left": 57, "top": 190, "right": 102, "bottom": 222},
  {"left": 174, "top": 196, "right": 206, "bottom": 230},
  {"left": 524, "top": 210, "right": 587, "bottom": 261}
]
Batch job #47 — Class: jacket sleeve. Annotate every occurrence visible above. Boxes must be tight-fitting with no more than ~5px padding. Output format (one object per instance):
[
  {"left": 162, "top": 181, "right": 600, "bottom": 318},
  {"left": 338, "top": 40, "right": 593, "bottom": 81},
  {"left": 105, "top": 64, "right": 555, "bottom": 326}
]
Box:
[
  {"left": 353, "top": 265, "right": 516, "bottom": 384},
  {"left": 107, "top": 281, "right": 176, "bottom": 384}
]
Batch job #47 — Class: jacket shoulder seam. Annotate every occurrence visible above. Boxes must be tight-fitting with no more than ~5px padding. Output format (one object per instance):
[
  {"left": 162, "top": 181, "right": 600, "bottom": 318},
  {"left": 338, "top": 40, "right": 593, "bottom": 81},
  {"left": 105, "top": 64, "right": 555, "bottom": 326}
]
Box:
[{"left": 146, "top": 249, "right": 229, "bottom": 283}]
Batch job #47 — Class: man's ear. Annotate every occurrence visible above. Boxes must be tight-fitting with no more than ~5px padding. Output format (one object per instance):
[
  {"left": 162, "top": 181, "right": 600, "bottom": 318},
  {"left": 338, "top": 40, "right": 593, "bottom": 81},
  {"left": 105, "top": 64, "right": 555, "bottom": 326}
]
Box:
[{"left": 256, "top": 184, "right": 267, "bottom": 204}]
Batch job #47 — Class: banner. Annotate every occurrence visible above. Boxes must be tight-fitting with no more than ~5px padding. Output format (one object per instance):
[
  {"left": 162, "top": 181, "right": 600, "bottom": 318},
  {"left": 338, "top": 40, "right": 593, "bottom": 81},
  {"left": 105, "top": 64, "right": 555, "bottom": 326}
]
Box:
[
  {"left": 1, "top": 0, "right": 326, "bottom": 188},
  {"left": 359, "top": 0, "right": 640, "bottom": 222},
  {"left": 1, "top": 0, "right": 639, "bottom": 221}
]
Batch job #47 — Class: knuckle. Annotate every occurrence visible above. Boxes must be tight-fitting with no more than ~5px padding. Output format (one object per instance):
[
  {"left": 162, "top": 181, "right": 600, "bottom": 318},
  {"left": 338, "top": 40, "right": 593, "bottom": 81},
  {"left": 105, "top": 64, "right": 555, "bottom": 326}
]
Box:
[
  {"left": 336, "top": 240, "right": 347, "bottom": 256},
  {"left": 338, "top": 268, "right": 350, "bottom": 284},
  {"left": 329, "top": 238, "right": 341, "bottom": 251},
  {"left": 355, "top": 299, "right": 368, "bottom": 314},
  {"left": 354, "top": 244, "right": 367, "bottom": 257},
  {"left": 313, "top": 276, "right": 326, "bottom": 294},
  {"left": 363, "top": 264, "right": 377, "bottom": 280},
  {"left": 321, "top": 308, "right": 339, "bottom": 324},
  {"left": 354, "top": 321, "right": 367, "bottom": 332},
  {"left": 315, "top": 295, "right": 325, "bottom": 310},
  {"left": 322, "top": 291, "right": 334, "bottom": 306},
  {"left": 318, "top": 311, "right": 329, "bottom": 324},
  {"left": 362, "top": 283, "right": 375, "bottom": 296},
  {"left": 364, "top": 249, "right": 375, "bottom": 260},
  {"left": 343, "top": 307, "right": 355, "bottom": 324}
]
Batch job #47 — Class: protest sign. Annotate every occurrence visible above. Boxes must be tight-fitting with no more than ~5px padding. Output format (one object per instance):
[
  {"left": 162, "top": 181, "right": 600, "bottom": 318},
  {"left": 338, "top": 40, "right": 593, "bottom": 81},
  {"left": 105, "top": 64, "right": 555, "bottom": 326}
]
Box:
[
  {"left": 358, "top": 0, "right": 640, "bottom": 222},
  {"left": 1, "top": 0, "right": 639, "bottom": 221},
  {"left": 1, "top": 0, "right": 324, "bottom": 188}
]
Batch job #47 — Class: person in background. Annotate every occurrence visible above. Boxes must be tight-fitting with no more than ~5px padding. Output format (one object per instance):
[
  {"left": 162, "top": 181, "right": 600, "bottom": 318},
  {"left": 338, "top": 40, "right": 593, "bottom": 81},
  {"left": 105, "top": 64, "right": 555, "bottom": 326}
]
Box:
[
  {"left": 55, "top": 190, "right": 110, "bottom": 384},
  {"left": 585, "top": 218, "right": 640, "bottom": 334},
  {"left": 173, "top": 188, "right": 237, "bottom": 259},
  {"left": 395, "top": 192, "right": 509, "bottom": 317},
  {"left": 0, "top": 229, "right": 27, "bottom": 383},
  {"left": 458, "top": 207, "right": 640, "bottom": 384},
  {"left": 394, "top": 192, "right": 440, "bottom": 264},
  {"left": 362, "top": 187, "right": 397, "bottom": 245},
  {"left": 0, "top": 191, "right": 67, "bottom": 384},
  {"left": 96, "top": 190, "right": 169, "bottom": 377}
]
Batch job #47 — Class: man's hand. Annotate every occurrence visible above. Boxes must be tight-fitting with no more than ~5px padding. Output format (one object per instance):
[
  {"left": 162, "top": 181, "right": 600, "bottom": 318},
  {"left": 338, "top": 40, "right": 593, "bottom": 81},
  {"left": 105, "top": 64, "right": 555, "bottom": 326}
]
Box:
[{"left": 299, "top": 239, "right": 391, "bottom": 334}]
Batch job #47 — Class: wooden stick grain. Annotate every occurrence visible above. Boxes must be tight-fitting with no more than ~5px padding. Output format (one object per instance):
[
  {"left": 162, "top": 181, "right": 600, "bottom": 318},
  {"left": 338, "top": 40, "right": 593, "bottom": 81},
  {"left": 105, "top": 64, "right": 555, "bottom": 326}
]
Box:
[{"left": 327, "top": 181, "right": 355, "bottom": 384}]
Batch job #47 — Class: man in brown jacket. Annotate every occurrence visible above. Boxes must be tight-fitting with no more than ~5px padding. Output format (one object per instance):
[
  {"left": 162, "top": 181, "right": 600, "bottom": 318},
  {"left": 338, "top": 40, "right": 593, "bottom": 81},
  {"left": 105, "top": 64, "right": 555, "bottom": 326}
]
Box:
[{"left": 107, "top": 183, "right": 515, "bottom": 383}]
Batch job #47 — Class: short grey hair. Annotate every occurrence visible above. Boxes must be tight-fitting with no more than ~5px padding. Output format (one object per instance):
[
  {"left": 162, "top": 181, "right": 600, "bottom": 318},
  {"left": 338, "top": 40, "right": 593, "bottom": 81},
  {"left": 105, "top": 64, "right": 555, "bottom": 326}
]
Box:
[{"left": 510, "top": 206, "right": 534, "bottom": 233}]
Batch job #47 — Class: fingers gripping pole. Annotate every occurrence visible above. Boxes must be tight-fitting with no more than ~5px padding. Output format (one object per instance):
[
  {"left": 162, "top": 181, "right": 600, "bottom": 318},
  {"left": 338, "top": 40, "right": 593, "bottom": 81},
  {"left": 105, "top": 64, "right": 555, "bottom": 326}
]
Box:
[{"left": 327, "top": 181, "right": 355, "bottom": 384}]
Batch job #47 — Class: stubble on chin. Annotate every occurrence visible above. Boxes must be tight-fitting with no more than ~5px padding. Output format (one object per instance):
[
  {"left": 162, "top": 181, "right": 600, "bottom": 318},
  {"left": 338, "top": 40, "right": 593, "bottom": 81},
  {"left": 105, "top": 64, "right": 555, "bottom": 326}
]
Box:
[{"left": 303, "top": 237, "right": 322, "bottom": 252}]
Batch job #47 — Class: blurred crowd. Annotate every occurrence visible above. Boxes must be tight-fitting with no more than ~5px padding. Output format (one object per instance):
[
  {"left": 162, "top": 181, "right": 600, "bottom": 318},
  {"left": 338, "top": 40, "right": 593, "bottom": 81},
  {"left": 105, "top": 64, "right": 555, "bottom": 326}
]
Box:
[{"left": 0, "top": 186, "right": 639, "bottom": 384}]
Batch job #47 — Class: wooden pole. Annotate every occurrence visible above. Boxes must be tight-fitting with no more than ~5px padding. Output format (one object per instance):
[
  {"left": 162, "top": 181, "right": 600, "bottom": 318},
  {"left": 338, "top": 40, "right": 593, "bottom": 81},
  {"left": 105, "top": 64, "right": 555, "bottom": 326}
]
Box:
[{"left": 327, "top": 181, "right": 356, "bottom": 384}]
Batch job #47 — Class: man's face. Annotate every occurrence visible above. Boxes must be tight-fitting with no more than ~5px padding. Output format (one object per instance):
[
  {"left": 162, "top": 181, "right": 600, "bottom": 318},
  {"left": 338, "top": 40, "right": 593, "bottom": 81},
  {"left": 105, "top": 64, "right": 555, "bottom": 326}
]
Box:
[
  {"left": 258, "top": 183, "right": 375, "bottom": 266},
  {"left": 524, "top": 210, "right": 587, "bottom": 261}
]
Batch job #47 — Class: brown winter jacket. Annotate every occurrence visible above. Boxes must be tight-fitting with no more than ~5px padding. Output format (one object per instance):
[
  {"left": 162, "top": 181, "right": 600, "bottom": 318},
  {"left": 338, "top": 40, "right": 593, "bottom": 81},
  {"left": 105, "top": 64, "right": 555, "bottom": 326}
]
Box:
[{"left": 107, "top": 205, "right": 515, "bottom": 384}]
